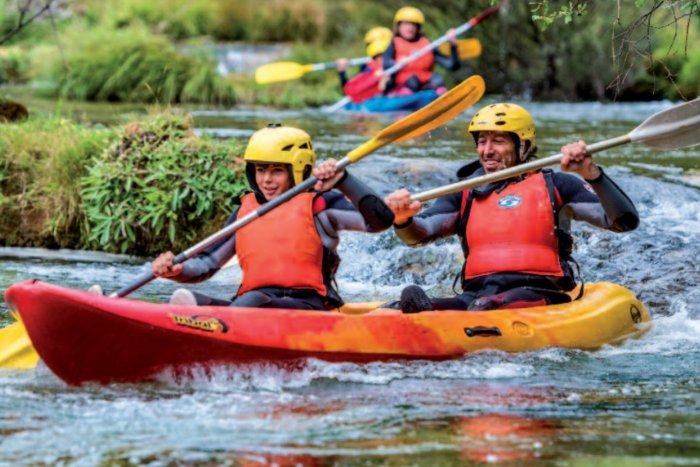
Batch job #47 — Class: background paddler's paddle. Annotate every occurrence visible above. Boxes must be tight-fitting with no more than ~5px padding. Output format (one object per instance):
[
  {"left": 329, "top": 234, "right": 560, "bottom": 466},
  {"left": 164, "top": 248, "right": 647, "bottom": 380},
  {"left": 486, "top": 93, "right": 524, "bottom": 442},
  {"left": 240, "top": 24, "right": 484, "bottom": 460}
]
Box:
[
  {"left": 336, "top": 2, "right": 504, "bottom": 109},
  {"left": 255, "top": 39, "right": 482, "bottom": 85},
  {"left": 410, "top": 97, "right": 700, "bottom": 203},
  {"left": 111, "top": 75, "right": 486, "bottom": 298}
]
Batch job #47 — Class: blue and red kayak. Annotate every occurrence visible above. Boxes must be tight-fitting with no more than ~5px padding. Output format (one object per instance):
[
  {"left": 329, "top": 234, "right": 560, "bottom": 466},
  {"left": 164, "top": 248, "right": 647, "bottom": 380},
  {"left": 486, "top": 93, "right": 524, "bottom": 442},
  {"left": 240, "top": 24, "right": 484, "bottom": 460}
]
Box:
[{"left": 344, "top": 90, "right": 439, "bottom": 113}]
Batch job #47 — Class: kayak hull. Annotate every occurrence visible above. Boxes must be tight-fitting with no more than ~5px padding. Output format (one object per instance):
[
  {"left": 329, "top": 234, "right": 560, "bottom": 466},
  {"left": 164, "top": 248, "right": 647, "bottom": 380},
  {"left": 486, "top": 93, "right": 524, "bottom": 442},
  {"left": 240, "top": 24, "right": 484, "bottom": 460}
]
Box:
[
  {"left": 344, "top": 90, "right": 439, "bottom": 113},
  {"left": 5, "top": 280, "right": 652, "bottom": 385}
]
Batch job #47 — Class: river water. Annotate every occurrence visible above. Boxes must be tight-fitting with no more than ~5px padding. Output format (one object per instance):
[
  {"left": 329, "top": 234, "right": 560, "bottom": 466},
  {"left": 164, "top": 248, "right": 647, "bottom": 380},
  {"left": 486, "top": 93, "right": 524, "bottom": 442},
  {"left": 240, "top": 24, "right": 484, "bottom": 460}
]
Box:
[{"left": 1, "top": 100, "right": 699, "bottom": 465}]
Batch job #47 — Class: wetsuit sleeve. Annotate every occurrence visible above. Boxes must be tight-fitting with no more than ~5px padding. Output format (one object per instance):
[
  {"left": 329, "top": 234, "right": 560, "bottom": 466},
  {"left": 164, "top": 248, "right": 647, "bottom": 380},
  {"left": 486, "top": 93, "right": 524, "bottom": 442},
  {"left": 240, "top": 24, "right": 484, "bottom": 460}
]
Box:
[
  {"left": 433, "top": 44, "right": 460, "bottom": 71},
  {"left": 394, "top": 192, "right": 462, "bottom": 246},
  {"left": 170, "top": 209, "right": 239, "bottom": 283},
  {"left": 316, "top": 172, "right": 394, "bottom": 235},
  {"left": 338, "top": 70, "right": 348, "bottom": 88},
  {"left": 554, "top": 169, "right": 639, "bottom": 232},
  {"left": 381, "top": 42, "right": 398, "bottom": 93}
]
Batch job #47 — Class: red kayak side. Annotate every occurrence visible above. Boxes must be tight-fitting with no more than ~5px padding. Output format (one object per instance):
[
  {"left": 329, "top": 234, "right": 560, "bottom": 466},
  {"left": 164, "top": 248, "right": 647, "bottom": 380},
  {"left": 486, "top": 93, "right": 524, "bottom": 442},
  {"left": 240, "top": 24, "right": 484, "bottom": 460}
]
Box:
[
  {"left": 4, "top": 280, "right": 454, "bottom": 384},
  {"left": 5, "top": 279, "right": 651, "bottom": 385}
]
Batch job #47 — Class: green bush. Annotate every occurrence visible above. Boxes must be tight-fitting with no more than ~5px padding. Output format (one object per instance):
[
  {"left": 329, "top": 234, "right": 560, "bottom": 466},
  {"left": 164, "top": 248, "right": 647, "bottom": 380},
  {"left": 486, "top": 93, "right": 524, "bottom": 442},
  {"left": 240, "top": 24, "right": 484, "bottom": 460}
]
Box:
[
  {"left": 0, "top": 116, "right": 114, "bottom": 247},
  {"left": 81, "top": 111, "right": 247, "bottom": 255},
  {"left": 49, "top": 27, "right": 235, "bottom": 105}
]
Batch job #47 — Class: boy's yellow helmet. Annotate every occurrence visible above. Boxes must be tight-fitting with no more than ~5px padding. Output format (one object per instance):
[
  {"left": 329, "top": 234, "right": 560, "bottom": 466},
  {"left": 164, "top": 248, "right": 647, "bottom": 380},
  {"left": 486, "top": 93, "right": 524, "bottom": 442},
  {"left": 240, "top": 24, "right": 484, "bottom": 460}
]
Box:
[
  {"left": 244, "top": 124, "right": 315, "bottom": 186},
  {"left": 394, "top": 6, "right": 425, "bottom": 25},
  {"left": 364, "top": 26, "right": 393, "bottom": 45},
  {"left": 366, "top": 37, "right": 391, "bottom": 58},
  {"left": 468, "top": 103, "right": 536, "bottom": 147}
]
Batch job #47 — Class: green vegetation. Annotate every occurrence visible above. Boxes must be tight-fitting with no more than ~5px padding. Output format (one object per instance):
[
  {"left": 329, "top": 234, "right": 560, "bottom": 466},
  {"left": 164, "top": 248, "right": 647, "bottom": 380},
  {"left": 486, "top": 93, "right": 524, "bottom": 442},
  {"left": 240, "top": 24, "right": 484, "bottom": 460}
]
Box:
[
  {"left": 1, "top": 0, "right": 698, "bottom": 104},
  {"left": 0, "top": 111, "right": 247, "bottom": 254},
  {"left": 81, "top": 111, "right": 246, "bottom": 255},
  {"left": 43, "top": 27, "right": 235, "bottom": 105},
  {"left": 0, "top": 115, "right": 112, "bottom": 247}
]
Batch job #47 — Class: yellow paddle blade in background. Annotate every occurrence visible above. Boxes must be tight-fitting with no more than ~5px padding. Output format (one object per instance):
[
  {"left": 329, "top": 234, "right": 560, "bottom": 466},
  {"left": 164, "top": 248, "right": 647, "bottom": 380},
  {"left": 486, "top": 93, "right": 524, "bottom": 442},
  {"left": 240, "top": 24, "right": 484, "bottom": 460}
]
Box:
[
  {"left": 347, "top": 74, "right": 486, "bottom": 162},
  {"left": 255, "top": 62, "right": 314, "bottom": 84},
  {"left": 0, "top": 314, "right": 39, "bottom": 369},
  {"left": 438, "top": 38, "right": 482, "bottom": 60}
]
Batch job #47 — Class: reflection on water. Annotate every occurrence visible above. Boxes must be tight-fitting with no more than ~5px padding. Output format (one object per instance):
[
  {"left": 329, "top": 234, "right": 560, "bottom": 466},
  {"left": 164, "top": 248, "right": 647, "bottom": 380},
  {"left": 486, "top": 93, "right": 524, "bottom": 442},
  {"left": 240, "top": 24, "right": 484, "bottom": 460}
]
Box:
[{"left": 1, "top": 101, "right": 699, "bottom": 464}]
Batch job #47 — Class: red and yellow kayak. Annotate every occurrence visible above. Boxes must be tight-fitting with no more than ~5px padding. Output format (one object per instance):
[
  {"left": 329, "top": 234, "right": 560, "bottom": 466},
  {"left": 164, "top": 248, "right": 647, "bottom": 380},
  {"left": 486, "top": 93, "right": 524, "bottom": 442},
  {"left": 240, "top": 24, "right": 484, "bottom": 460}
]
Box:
[{"left": 4, "top": 279, "right": 652, "bottom": 385}]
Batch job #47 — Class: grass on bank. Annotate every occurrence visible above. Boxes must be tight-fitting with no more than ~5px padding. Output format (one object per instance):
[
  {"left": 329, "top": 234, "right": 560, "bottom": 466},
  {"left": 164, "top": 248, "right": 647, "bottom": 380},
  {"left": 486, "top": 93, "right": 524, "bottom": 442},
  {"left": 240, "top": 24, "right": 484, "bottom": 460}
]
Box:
[{"left": 0, "top": 110, "right": 248, "bottom": 255}]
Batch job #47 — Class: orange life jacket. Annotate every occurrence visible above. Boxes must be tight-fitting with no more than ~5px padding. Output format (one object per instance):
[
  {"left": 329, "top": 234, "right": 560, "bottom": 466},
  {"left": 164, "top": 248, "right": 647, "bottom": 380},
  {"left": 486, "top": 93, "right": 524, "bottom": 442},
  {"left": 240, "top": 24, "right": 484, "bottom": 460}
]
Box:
[
  {"left": 461, "top": 172, "right": 565, "bottom": 279},
  {"left": 393, "top": 36, "right": 434, "bottom": 88},
  {"left": 236, "top": 193, "right": 327, "bottom": 296}
]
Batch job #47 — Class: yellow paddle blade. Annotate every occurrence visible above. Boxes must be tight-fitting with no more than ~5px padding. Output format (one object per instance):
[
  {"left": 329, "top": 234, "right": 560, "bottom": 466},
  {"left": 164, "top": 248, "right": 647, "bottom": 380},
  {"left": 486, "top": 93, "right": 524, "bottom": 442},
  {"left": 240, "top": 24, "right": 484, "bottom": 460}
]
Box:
[
  {"left": 0, "top": 316, "right": 39, "bottom": 369},
  {"left": 346, "top": 75, "right": 485, "bottom": 162},
  {"left": 439, "top": 38, "right": 482, "bottom": 60},
  {"left": 255, "top": 62, "right": 314, "bottom": 84}
]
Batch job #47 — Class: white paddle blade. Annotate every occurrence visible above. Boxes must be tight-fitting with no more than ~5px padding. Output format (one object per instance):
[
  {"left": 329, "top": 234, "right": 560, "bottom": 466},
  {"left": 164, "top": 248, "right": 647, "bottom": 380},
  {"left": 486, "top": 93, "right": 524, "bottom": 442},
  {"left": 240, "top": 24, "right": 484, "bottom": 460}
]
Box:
[{"left": 629, "top": 97, "right": 700, "bottom": 150}]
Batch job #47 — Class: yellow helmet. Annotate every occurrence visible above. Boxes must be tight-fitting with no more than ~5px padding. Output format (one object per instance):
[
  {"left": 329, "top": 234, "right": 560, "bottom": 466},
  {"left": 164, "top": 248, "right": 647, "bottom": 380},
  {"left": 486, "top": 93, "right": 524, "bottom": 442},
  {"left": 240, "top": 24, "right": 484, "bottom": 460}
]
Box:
[
  {"left": 364, "top": 26, "right": 393, "bottom": 45},
  {"left": 468, "top": 103, "right": 536, "bottom": 151},
  {"left": 244, "top": 124, "right": 316, "bottom": 187},
  {"left": 394, "top": 6, "right": 425, "bottom": 25},
  {"left": 366, "top": 37, "right": 391, "bottom": 58}
]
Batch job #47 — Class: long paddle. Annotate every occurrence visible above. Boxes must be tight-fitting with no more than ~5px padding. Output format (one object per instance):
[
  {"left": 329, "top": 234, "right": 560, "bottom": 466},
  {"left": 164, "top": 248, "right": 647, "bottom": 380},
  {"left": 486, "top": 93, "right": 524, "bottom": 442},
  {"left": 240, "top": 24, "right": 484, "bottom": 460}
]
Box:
[
  {"left": 255, "top": 39, "right": 482, "bottom": 85},
  {"left": 410, "top": 98, "right": 700, "bottom": 203},
  {"left": 339, "top": 2, "right": 504, "bottom": 107},
  {"left": 111, "top": 75, "right": 486, "bottom": 298}
]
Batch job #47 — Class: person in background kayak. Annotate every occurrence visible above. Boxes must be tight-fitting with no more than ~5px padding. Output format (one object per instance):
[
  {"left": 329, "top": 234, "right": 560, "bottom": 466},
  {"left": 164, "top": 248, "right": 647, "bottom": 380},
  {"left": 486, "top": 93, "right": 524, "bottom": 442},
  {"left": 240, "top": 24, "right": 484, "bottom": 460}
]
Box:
[
  {"left": 336, "top": 26, "right": 393, "bottom": 88},
  {"left": 384, "top": 103, "right": 640, "bottom": 313},
  {"left": 381, "top": 6, "right": 460, "bottom": 96},
  {"left": 151, "top": 123, "right": 394, "bottom": 310}
]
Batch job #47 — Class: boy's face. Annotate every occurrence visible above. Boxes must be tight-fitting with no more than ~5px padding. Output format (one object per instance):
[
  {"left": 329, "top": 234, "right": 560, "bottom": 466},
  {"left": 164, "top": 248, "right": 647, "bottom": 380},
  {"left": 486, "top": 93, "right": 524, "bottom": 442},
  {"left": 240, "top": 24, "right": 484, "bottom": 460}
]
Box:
[{"left": 254, "top": 163, "right": 293, "bottom": 200}]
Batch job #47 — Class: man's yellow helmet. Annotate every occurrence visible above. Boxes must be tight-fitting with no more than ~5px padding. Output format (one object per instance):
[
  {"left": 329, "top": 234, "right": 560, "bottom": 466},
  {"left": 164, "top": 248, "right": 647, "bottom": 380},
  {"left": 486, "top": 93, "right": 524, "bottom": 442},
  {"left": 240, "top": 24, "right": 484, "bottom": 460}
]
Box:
[
  {"left": 364, "top": 26, "right": 393, "bottom": 45},
  {"left": 366, "top": 37, "right": 391, "bottom": 58},
  {"left": 394, "top": 6, "right": 425, "bottom": 25},
  {"left": 468, "top": 103, "right": 536, "bottom": 148},
  {"left": 244, "top": 124, "right": 316, "bottom": 186}
]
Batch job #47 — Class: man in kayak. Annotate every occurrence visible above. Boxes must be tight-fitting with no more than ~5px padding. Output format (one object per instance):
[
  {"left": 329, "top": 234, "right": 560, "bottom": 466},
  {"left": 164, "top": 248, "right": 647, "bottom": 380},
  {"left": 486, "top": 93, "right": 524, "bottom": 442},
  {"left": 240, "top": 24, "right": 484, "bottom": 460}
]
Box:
[
  {"left": 336, "top": 27, "right": 393, "bottom": 88},
  {"left": 151, "top": 124, "right": 394, "bottom": 310},
  {"left": 381, "top": 6, "right": 460, "bottom": 96},
  {"left": 384, "top": 103, "right": 640, "bottom": 313}
]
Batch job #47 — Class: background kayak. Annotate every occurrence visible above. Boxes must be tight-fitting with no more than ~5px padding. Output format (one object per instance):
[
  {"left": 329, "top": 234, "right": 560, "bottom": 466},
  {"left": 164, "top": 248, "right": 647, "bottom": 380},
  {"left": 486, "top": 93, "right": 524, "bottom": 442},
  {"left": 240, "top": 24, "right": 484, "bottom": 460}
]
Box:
[{"left": 343, "top": 90, "right": 439, "bottom": 113}]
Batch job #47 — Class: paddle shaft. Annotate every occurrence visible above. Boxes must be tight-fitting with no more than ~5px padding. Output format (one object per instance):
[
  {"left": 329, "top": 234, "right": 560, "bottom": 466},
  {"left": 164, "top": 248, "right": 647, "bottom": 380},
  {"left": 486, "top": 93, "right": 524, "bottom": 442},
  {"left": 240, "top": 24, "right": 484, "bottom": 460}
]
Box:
[
  {"left": 412, "top": 136, "right": 630, "bottom": 202},
  {"left": 413, "top": 100, "right": 700, "bottom": 202}
]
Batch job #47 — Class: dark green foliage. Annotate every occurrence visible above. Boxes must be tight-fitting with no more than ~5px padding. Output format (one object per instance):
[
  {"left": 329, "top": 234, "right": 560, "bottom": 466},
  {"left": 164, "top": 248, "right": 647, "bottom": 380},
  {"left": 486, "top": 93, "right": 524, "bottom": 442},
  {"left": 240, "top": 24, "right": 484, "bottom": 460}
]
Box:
[{"left": 81, "top": 112, "right": 247, "bottom": 255}]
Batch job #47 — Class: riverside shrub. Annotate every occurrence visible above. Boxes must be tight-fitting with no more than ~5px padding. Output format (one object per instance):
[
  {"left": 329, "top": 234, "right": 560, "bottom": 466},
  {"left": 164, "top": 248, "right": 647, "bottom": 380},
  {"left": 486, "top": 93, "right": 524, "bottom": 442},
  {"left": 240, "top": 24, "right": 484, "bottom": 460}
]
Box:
[
  {"left": 51, "top": 27, "right": 235, "bottom": 105},
  {"left": 81, "top": 111, "right": 246, "bottom": 255}
]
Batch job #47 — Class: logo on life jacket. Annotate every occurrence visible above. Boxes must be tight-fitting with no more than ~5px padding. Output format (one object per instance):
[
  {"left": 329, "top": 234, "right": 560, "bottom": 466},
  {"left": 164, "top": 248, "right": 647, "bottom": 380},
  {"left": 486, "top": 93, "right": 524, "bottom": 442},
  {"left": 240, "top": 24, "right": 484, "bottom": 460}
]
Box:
[
  {"left": 169, "top": 314, "right": 228, "bottom": 333},
  {"left": 498, "top": 195, "right": 522, "bottom": 209}
]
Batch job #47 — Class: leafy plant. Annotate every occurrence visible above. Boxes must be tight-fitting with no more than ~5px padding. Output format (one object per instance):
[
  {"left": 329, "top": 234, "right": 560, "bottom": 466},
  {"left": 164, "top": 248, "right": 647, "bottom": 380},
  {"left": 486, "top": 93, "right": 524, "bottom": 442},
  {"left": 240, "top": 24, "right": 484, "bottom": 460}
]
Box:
[{"left": 81, "top": 111, "right": 247, "bottom": 255}]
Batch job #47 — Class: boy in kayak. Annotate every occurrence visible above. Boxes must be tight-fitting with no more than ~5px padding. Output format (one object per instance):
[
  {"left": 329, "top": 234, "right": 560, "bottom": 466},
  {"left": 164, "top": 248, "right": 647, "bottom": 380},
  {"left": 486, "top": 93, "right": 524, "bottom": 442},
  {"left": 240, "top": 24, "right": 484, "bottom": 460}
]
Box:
[
  {"left": 336, "top": 26, "right": 393, "bottom": 89},
  {"left": 151, "top": 124, "right": 394, "bottom": 310},
  {"left": 381, "top": 6, "right": 460, "bottom": 96},
  {"left": 384, "top": 103, "right": 640, "bottom": 313}
]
